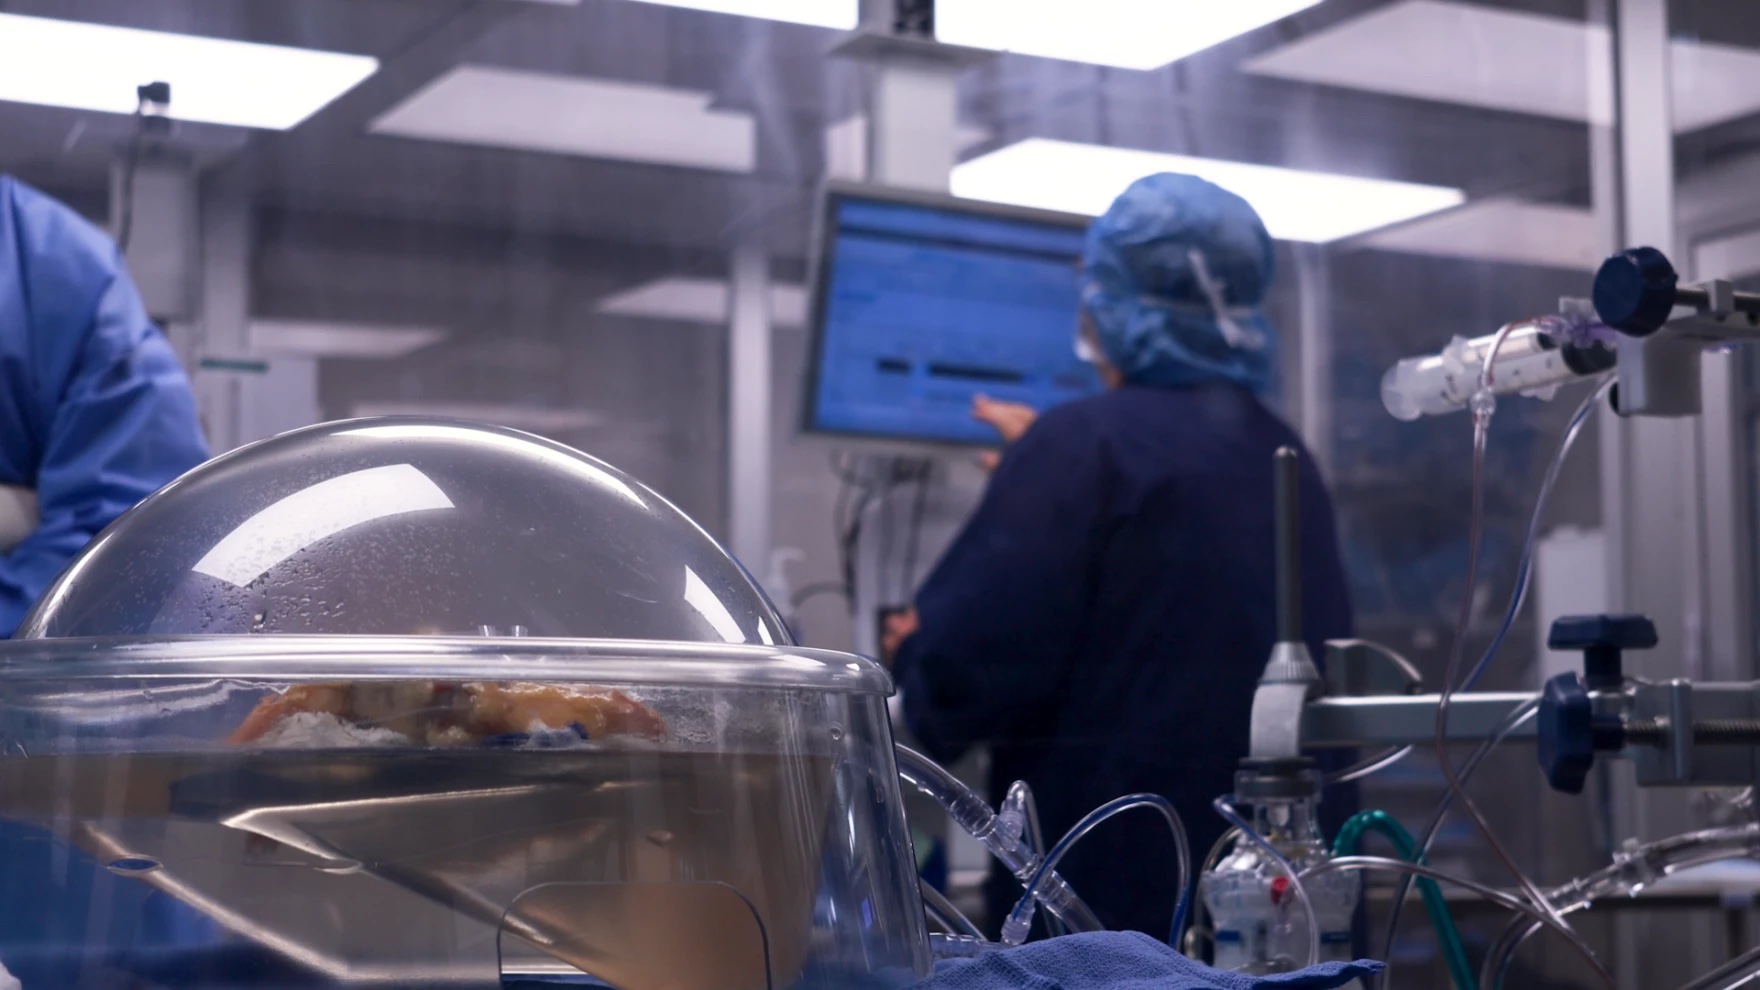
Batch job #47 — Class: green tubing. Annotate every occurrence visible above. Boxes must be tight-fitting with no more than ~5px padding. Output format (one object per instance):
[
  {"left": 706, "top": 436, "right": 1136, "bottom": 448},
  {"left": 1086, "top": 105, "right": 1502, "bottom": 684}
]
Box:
[{"left": 1333, "top": 810, "right": 1479, "bottom": 990}]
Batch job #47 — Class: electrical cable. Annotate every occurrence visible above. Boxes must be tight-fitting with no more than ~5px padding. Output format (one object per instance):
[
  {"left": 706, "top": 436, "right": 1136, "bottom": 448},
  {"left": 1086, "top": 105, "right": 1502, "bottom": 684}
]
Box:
[
  {"left": 833, "top": 454, "right": 884, "bottom": 616},
  {"left": 901, "top": 465, "right": 931, "bottom": 598},
  {"left": 1213, "top": 797, "right": 1320, "bottom": 968},
  {"left": 878, "top": 458, "right": 899, "bottom": 602}
]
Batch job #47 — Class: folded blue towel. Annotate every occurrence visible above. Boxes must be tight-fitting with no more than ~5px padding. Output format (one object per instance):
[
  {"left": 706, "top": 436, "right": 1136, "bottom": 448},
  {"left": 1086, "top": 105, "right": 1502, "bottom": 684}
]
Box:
[{"left": 915, "top": 932, "right": 1383, "bottom": 990}]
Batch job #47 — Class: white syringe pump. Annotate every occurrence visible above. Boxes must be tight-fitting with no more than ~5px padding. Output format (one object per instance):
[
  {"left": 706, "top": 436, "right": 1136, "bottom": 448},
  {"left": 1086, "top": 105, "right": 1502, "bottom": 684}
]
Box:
[{"left": 1380, "top": 309, "right": 1617, "bottom": 421}]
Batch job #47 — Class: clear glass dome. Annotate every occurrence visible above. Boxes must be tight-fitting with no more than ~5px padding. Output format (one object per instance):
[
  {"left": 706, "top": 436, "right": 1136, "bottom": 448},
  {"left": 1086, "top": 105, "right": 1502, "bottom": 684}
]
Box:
[
  {"left": 18, "top": 418, "right": 789, "bottom": 645},
  {"left": 0, "top": 419, "right": 928, "bottom": 989}
]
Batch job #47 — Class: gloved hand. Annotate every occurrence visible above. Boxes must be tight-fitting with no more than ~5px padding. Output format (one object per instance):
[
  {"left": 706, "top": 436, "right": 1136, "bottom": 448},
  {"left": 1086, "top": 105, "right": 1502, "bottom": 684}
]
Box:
[
  {"left": 880, "top": 608, "right": 919, "bottom": 667},
  {"left": 0, "top": 956, "right": 19, "bottom": 990},
  {"left": 915, "top": 931, "right": 1382, "bottom": 990},
  {"left": 972, "top": 396, "right": 1038, "bottom": 472}
]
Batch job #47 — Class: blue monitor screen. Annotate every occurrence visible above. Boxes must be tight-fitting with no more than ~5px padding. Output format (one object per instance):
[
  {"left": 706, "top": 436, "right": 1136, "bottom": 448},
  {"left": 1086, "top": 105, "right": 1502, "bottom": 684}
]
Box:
[{"left": 806, "top": 192, "right": 1099, "bottom": 446}]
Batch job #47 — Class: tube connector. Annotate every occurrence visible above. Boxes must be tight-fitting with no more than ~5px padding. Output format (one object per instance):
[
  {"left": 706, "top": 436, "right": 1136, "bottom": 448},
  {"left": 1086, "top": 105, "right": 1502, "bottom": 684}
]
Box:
[{"left": 894, "top": 746, "right": 1104, "bottom": 933}]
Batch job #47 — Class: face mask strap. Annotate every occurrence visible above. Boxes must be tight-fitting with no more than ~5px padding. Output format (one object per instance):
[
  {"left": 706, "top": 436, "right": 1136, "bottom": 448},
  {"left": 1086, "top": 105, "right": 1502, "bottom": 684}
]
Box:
[{"left": 1186, "top": 249, "right": 1265, "bottom": 351}]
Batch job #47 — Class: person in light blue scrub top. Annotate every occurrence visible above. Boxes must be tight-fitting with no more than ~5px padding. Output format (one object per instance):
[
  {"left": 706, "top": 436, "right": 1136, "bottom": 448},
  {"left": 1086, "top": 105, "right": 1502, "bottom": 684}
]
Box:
[
  {"left": 0, "top": 175, "right": 212, "bottom": 987},
  {"left": 0, "top": 175, "right": 209, "bottom": 636}
]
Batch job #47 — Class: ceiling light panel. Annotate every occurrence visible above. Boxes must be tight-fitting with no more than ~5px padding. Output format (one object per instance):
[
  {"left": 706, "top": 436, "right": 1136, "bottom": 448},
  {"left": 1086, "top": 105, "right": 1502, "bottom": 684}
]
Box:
[
  {"left": 0, "top": 13, "right": 378, "bottom": 130},
  {"left": 370, "top": 67, "right": 756, "bottom": 172},
  {"left": 1358, "top": 200, "right": 1600, "bottom": 271},
  {"left": 597, "top": 277, "right": 808, "bottom": 328},
  {"left": 615, "top": 0, "right": 858, "bottom": 28},
  {"left": 1244, "top": 0, "right": 1760, "bottom": 133},
  {"left": 950, "top": 138, "right": 1464, "bottom": 243},
  {"left": 250, "top": 320, "right": 447, "bottom": 359},
  {"left": 935, "top": 0, "right": 1322, "bottom": 71}
]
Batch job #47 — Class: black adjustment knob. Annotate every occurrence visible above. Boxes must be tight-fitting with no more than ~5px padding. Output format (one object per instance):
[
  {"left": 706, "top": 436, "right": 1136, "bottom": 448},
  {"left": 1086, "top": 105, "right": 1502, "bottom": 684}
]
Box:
[
  {"left": 1538, "top": 673, "right": 1595, "bottom": 794},
  {"left": 1593, "top": 247, "right": 1679, "bottom": 338},
  {"left": 1548, "top": 614, "right": 1657, "bottom": 690}
]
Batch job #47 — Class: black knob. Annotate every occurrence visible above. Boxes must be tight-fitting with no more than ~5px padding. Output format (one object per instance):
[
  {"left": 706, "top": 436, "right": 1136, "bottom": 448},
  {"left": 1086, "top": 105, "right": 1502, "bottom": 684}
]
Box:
[
  {"left": 1537, "top": 673, "right": 1595, "bottom": 794},
  {"left": 1594, "top": 247, "right": 1678, "bottom": 337},
  {"left": 1548, "top": 614, "right": 1657, "bottom": 690}
]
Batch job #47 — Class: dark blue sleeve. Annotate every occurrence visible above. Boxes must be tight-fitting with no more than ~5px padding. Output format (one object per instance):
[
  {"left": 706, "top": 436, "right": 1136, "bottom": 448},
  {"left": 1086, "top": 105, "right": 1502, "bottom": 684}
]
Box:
[{"left": 895, "top": 408, "right": 1111, "bottom": 764}]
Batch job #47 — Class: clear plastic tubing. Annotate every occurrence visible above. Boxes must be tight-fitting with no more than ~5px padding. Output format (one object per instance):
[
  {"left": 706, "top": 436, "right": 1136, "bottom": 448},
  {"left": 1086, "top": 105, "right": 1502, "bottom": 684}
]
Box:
[
  {"left": 1003, "top": 779, "right": 1066, "bottom": 937},
  {"left": 1382, "top": 377, "right": 1610, "bottom": 982},
  {"left": 1213, "top": 796, "right": 1321, "bottom": 969},
  {"left": 1551, "top": 823, "right": 1760, "bottom": 912},
  {"left": 929, "top": 933, "right": 997, "bottom": 960},
  {"left": 1003, "top": 793, "right": 1193, "bottom": 948},
  {"left": 1381, "top": 317, "right": 1615, "bottom": 421},
  {"left": 1187, "top": 826, "right": 1244, "bottom": 953},
  {"left": 1456, "top": 376, "right": 1613, "bottom": 698},
  {"left": 1428, "top": 323, "right": 1611, "bottom": 985},
  {"left": 1379, "top": 698, "right": 1538, "bottom": 984},
  {"left": 1484, "top": 823, "right": 1760, "bottom": 988},
  {"left": 894, "top": 745, "right": 1105, "bottom": 933},
  {"left": 923, "top": 882, "right": 986, "bottom": 941},
  {"left": 1303, "top": 856, "right": 1597, "bottom": 975}
]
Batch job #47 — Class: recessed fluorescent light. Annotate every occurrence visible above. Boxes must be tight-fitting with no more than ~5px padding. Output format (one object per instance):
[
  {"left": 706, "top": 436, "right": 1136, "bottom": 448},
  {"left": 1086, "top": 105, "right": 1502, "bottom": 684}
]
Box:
[
  {"left": 596, "top": 277, "right": 808, "bottom": 328},
  {"left": 349, "top": 402, "right": 603, "bottom": 434},
  {"left": 370, "top": 66, "right": 755, "bottom": 172},
  {"left": 935, "top": 0, "right": 1321, "bottom": 71},
  {"left": 614, "top": 0, "right": 857, "bottom": 28},
  {"left": 951, "top": 138, "right": 1464, "bottom": 243},
  {"left": 250, "top": 319, "right": 446, "bottom": 359},
  {"left": 1245, "top": 0, "right": 1760, "bottom": 133},
  {"left": 1359, "top": 200, "right": 1601, "bottom": 271},
  {"left": 0, "top": 13, "right": 377, "bottom": 130}
]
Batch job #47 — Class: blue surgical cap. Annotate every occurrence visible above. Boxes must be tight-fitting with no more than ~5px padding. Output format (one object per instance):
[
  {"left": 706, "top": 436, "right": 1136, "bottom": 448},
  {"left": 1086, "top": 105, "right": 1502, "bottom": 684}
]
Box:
[{"left": 1081, "top": 172, "right": 1277, "bottom": 393}]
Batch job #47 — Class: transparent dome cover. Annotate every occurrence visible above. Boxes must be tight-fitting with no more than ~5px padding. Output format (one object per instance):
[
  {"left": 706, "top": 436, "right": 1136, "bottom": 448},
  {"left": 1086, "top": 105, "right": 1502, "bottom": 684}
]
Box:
[
  {"left": 0, "top": 419, "right": 927, "bottom": 989},
  {"left": 19, "top": 418, "right": 790, "bottom": 647}
]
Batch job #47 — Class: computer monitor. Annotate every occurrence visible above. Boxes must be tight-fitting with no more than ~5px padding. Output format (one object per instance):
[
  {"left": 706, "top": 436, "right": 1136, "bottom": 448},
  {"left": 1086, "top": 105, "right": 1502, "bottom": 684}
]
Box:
[{"left": 803, "top": 182, "right": 1099, "bottom": 448}]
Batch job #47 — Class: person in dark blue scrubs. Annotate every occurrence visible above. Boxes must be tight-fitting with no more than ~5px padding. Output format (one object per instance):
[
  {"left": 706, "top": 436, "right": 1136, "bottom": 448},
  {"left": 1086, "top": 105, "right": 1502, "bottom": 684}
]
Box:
[{"left": 888, "top": 173, "right": 1353, "bottom": 940}]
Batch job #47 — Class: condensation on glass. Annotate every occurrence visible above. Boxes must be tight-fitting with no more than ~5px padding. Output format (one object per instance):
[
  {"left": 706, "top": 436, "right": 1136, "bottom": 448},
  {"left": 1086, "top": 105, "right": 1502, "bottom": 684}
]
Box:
[{"left": 0, "top": 418, "right": 930, "bottom": 990}]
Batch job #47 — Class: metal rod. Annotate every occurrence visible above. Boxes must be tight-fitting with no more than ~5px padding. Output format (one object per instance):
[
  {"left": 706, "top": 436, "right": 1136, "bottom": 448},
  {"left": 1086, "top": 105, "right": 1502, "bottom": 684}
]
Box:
[
  {"left": 1275, "top": 446, "right": 1301, "bottom": 644},
  {"left": 1673, "top": 285, "right": 1760, "bottom": 317},
  {"left": 1624, "top": 719, "right": 1760, "bottom": 746}
]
